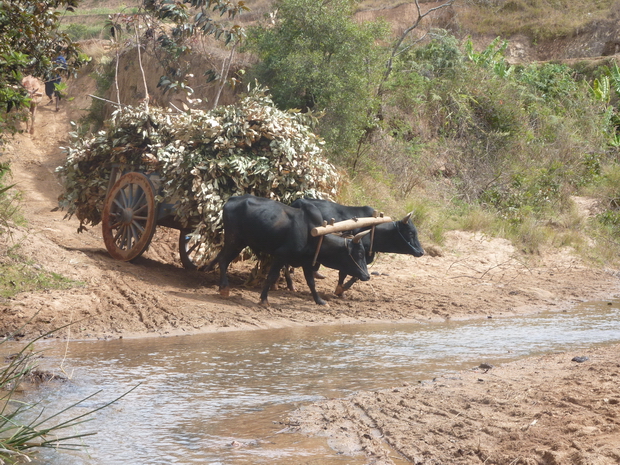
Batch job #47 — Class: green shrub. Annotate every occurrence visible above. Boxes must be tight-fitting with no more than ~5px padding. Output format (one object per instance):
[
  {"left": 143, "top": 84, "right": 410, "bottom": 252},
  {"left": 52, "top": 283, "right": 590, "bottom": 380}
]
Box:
[
  {"left": 516, "top": 62, "right": 578, "bottom": 106},
  {"left": 365, "top": 31, "right": 617, "bottom": 253},
  {"left": 244, "top": 0, "right": 390, "bottom": 163},
  {"left": 413, "top": 30, "right": 464, "bottom": 79},
  {"left": 62, "top": 23, "right": 103, "bottom": 41}
]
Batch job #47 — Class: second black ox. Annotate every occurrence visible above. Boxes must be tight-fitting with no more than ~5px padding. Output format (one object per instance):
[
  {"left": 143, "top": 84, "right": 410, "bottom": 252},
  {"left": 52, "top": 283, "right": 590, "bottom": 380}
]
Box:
[
  {"left": 206, "top": 195, "right": 371, "bottom": 306},
  {"left": 291, "top": 198, "right": 425, "bottom": 295}
]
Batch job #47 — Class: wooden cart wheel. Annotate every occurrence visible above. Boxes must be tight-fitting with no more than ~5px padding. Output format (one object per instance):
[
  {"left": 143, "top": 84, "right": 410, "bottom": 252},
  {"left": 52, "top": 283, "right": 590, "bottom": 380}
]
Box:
[
  {"left": 179, "top": 229, "right": 200, "bottom": 270},
  {"left": 102, "top": 172, "right": 157, "bottom": 261}
]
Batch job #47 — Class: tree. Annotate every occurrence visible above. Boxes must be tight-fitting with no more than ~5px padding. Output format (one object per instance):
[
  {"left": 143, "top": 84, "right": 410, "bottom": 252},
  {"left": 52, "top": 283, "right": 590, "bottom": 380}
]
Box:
[
  {"left": 245, "top": 0, "right": 390, "bottom": 163},
  {"left": 144, "top": 0, "right": 248, "bottom": 106},
  {"left": 379, "top": 0, "right": 455, "bottom": 94},
  {"left": 0, "top": 0, "right": 86, "bottom": 144},
  {"left": 102, "top": 0, "right": 248, "bottom": 111}
]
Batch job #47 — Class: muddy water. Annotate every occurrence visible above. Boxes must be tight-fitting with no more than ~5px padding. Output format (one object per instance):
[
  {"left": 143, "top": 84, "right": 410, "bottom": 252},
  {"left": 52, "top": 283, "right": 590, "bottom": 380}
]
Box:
[{"left": 18, "top": 300, "right": 620, "bottom": 464}]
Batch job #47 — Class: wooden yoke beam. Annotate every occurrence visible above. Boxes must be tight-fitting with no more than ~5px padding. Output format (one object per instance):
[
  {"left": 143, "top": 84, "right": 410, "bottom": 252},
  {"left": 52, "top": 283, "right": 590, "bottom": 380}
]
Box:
[{"left": 311, "top": 214, "right": 392, "bottom": 237}]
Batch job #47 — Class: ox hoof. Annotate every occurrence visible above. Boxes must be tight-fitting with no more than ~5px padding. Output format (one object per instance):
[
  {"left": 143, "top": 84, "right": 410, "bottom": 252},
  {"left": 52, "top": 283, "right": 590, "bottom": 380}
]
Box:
[
  {"left": 219, "top": 287, "right": 230, "bottom": 298},
  {"left": 334, "top": 285, "right": 345, "bottom": 297},
  {"left": 258, "top": 299, "right": 270, "bottom": 308}
]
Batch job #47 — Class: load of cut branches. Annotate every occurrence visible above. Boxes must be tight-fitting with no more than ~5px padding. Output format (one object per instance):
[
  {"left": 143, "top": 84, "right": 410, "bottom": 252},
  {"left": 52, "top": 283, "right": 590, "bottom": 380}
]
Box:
[{"left": 57, "top": 85, "right": 340, "bottom": 264}]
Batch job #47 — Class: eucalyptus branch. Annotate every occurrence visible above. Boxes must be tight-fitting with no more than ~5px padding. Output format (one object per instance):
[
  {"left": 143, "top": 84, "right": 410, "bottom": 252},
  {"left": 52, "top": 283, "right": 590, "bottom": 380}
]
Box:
[{"left": 115, "top": 47, "right": 121, "bottom": 105}]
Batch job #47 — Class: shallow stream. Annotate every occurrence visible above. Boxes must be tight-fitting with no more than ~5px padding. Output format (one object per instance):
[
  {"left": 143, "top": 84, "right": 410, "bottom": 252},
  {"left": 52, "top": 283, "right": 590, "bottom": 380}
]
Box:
[{"left": 13, "top": 300, "right": 620, "bottom": 464}]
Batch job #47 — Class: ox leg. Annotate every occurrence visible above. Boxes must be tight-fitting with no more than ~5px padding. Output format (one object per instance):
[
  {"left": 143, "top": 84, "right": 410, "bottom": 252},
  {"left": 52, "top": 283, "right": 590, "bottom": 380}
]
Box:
[
  {"left": 259, "top": 259, "right": 286, "bottom": 307},
  {"left": 302, "top": 264, "right": 327, "bottom": 306},
  {"left": 343, "top": 277, "right": 359, "bottom": 292},
  {"left": 312, "top": 262, "right": 326, "bottom": 280},
  {"left": 335, "top": 270, "right": 348, "bottom": 296},
  {"left": 335, "top": 274, "right": 360, "bottom": 296},
  {"left": 283, "top": 266, "right": 296, "bottom": 292},
  {"left": 212, "top": 246, "right": 244, "bottom": 297}
]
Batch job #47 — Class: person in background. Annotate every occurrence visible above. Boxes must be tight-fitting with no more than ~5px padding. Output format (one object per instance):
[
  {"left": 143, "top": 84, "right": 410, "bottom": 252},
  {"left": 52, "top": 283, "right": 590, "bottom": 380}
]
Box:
[{"left": 45, "top": 55, "right": 67, "bottom": 111}]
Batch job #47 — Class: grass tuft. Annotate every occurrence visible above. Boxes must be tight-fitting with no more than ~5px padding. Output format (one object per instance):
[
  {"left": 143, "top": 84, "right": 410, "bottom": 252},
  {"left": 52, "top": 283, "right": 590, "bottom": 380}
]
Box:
[{"left": 0, "top": 323, "right": 140, "bottom": 463}]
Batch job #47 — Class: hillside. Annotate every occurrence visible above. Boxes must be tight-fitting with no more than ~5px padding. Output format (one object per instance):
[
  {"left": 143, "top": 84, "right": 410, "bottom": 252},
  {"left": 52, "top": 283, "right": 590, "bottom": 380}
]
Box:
[{"left": 60, "top": 0, "right": 620, "bottom": 110}]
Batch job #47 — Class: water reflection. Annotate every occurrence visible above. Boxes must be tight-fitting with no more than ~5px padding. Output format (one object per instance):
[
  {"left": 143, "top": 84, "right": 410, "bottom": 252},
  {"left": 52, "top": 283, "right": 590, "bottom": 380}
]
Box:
[{"left": 9, "top": 300, "right": 620, "bottom": 464}]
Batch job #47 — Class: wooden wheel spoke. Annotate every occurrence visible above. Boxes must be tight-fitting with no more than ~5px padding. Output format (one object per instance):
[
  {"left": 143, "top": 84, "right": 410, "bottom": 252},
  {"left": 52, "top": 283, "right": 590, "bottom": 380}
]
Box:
[
  {"left": 126, "top": 225, "right": 135, "bottom": 249},
  {"left": 109, "top": 212, "right": 122, "bottom": 230},
  {"left": 132, "top": 219, "right": 146, "bottom": 233},
  {"left": 131, "top": 189, "right": 146, "bottom": 210},
  {"left": 133, "top": 203, "right": 148, "bottom": 215},
  {"left": 126, "top": 184, "right": 135, "bottom": 206},
  {"left": 112, "top": 198, "right": 125, "bottom": 211},
  {"left": 113, "top": 225, "right": 123, "bottom": 243},
  {"left": 127, "top": 224, "right": 135, "bottom": 250},
  {"left": 179, "top": 230, "right": 200, "bottom": 270},
  {"left": 129, "top": 223, "right": 141, "bottom": 245},
  {"left": 187, "top": 241, "right": 199, "bottom": 254},
  {"left": 115, "top": 225, "right": 127, "bottom": 249},
  {"left": 123, "top": 225, "right": 132, "bottom": 250},
  {"left": 119, "top": 186, "right": 130, "bottom": 208},
  {"left": 130, "top": 221, "right": 143, "bottom": 236}
]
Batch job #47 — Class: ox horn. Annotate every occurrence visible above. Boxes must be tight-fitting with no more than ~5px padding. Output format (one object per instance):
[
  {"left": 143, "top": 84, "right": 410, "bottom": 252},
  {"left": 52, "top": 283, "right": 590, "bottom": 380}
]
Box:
[
  {"left": 352, "top": 230, "right": 371, "bottom": 243},
  {"left": 401, "top": 212, "right": 413, "bottom": 224}
]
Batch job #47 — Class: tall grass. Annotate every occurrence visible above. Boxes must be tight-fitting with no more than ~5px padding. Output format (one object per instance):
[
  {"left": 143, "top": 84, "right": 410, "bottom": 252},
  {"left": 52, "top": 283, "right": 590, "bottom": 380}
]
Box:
[{"left": 457, "top": 0, "right": 619, "bottom": 41}]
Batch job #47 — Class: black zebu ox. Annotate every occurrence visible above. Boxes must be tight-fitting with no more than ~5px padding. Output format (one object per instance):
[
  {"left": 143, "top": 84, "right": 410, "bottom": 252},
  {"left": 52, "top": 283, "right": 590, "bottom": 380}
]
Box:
[
  {"left": 290, "top": 198, "right": 425, "bottom": 295},
  {"left": 206, "top": 195, "right": 370, "bottom": 306}
]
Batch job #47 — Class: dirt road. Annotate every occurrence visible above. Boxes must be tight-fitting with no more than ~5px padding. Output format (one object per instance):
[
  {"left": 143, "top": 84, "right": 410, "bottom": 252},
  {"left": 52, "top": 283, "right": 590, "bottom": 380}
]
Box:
[{"left": 1, "top": 74, "right": 620, "bottom": 464}]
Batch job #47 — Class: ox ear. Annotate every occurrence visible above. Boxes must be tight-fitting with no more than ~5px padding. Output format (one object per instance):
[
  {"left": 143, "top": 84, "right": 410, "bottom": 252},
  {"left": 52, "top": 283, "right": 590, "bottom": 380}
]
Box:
[
  {"left": 401, "top": 212, "right": 413, "bottom": 224},
  {"left": 352, "top": 230, "right": 371, "bottom": 244}
]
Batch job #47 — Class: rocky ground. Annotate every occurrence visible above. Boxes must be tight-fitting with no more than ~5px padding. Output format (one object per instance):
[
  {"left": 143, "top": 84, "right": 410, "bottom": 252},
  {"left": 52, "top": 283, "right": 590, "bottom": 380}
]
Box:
[{"left": 1, "top": 71, "right": 620, "bottom": 464}]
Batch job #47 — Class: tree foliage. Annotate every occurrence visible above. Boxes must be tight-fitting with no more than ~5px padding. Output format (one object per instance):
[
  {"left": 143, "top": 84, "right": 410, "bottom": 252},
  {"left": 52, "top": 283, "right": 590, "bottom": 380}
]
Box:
[
  {"left": 0, "top": 0, "right": 87, "bottom": 143},
  {"left": 107, "top": 0, "right": 250, "bottom": 102},
  {"left": 143, "top": 0, "right": 248, "bottom": 45},
  {"left": 245, "top": 0, "right": 390, "bottom": 162}
]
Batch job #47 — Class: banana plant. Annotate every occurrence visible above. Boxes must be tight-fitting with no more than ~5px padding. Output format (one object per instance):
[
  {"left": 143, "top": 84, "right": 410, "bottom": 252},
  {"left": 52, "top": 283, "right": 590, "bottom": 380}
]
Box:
[
  {"left": 610, "top": 62, "right": 620, "bottom": 96},
  {"left": 590, "top": 75, "right": 610, "bottom": 104}
]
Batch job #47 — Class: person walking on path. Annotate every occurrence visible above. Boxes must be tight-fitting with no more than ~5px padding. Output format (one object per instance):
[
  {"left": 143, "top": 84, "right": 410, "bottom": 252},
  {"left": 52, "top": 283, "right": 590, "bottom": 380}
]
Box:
[{"left": 45, "top": 55, "right": 67, "bottom": 111}]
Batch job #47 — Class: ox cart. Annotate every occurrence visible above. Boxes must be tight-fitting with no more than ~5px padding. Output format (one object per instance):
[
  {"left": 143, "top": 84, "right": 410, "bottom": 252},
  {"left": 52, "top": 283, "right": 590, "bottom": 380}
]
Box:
[
  {"left": 101, "top": 165, "right": 199, "bottom": 269},
  {"left": 100, "top": 165, "right": 394, "bottom": 271}
]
